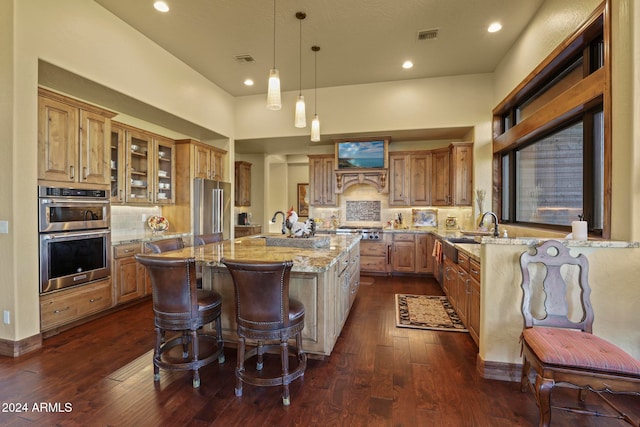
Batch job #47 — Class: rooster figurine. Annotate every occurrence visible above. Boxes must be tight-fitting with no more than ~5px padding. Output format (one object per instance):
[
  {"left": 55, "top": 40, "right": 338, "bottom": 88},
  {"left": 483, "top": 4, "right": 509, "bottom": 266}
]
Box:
[{"left": 286, "top": 207, "right": 316, "bottom": 238}]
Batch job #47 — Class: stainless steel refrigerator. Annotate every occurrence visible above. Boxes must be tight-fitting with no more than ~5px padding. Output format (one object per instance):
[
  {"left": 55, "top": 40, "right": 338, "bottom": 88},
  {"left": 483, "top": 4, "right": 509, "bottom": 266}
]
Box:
[{"left": 193, "top": 178, "right": 231, "bottom": 240}]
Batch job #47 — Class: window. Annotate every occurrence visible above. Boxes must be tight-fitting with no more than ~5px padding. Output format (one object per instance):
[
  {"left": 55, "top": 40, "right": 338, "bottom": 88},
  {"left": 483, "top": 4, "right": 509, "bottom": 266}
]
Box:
[{"left": 492, "top": 7, "right": 609, "bottom": 237}]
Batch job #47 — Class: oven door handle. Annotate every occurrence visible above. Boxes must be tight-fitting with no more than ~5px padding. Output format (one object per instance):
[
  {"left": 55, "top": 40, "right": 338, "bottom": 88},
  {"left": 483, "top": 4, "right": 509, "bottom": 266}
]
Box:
[
  {"left": 40, "top": 230, "right": 110, "bottom": 240},
  {"left": 40, "top": 198, "right": 109, "bottom": 205}
]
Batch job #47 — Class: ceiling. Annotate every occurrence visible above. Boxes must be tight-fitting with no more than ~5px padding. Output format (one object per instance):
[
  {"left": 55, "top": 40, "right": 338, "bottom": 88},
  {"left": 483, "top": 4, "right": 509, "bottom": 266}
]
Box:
[{"left": 92, "top": 0, "right": 544, "bottom": 153}]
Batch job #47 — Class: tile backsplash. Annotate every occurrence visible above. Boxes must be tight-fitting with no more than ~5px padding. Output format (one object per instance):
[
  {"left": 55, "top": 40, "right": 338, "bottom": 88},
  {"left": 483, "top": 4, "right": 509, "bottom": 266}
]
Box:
[
  {"left": 346, "top": 201, "right": 381, "bottom": 222},
  {"left": 111, "top": 205, "right": 162, "bottom": 235}
]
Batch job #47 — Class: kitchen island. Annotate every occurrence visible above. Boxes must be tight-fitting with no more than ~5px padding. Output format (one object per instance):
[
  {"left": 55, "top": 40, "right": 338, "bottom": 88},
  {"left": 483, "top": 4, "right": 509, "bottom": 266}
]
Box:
[{"left": 148, "top": 233, "right": 361, "bottom": 357}]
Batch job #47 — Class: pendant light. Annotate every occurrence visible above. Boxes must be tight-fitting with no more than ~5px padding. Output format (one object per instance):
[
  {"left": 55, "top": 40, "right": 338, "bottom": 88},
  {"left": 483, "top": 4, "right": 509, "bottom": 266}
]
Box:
[
  {"left": 294, "top": 12, "right": 307, "bottom": 128},
  {"left": 310, "top": 45, "right": 321, "bottom": 142},
  {"left": 266, "top": 0, "right": 281, "bottom": 110}
]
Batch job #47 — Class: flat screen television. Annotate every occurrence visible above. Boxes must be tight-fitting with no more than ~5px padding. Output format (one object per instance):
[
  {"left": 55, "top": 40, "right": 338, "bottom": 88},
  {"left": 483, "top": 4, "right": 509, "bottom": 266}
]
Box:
[{"left": 336, "top": 139, "right": 388, "bottom": 169}]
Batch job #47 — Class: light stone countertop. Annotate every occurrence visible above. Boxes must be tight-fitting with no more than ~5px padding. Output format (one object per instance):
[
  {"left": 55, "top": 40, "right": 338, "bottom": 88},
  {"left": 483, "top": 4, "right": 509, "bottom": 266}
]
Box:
[
  {"left": 143, "top": 233, "right": 361, "bottom": 273},
  {"left": 111, "top": 231, "right": 191, "bottom": 245}
]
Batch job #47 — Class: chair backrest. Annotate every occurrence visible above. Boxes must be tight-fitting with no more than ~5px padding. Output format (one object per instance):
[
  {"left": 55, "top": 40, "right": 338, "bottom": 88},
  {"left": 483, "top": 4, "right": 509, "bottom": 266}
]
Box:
[
  {"left": 520, "top": 240, "right": 594, "bottom": 332},
  {"left": 222, "top": 259, "right": 294, "bottom": 331},
  {"left": 194, "top": 233, "right": 224, "bottom": 246},
  {"left": 145, "top": 237, "right": 185, "bottom": 254},
  {"left": 135, "top": 254, "right": 198, "bottom": 322}
]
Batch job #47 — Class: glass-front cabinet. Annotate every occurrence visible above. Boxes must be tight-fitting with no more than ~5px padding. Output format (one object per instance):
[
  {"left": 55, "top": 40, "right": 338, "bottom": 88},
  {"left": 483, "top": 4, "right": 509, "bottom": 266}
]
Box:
[{"left": 110, "top": 121, "right": 175, "bottom": 205}]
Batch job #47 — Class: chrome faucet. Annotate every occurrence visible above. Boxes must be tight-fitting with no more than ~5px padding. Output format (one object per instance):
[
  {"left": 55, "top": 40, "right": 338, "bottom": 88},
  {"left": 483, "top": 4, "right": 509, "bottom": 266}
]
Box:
[
  {"left": 481, "top": 211, "right": 500, "bottom": 237},
  {"left": 271, "top": 211, "right": 286, "bottom": 234}
]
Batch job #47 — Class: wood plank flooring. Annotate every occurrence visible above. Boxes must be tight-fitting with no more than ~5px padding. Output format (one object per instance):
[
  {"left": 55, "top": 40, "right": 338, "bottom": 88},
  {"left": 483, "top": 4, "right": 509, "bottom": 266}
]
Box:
[{"left": 1, "top": 275, "right": 638, "bottom": 426}]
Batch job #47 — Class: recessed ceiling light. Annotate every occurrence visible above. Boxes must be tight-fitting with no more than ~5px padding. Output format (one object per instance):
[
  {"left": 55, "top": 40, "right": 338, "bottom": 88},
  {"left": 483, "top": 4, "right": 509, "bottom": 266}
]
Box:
[
  {"left": 154, "top": 1, "right": 169, "bottom": 12},
  {"left": 243, "top": 79, "right": 254, "bottom": 86},
  {"left": 488, "top": 22, "right": 502, "bottom": 33},
  {"left": 402, "top": 60, "right": 414, "bottom": 69}
]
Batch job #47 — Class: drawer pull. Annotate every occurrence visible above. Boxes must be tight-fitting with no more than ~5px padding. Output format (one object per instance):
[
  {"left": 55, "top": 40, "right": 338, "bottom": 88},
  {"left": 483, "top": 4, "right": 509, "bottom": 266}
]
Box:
[
  {"left": 124, "top": 249, "right": 133, "bottom": 253},
  {"left": 471, "top": 269, "right": 479, "bottom": 274},
  {"left": 53, "top": 307, "right": 70, "bottom": 314},
  {"left": 89, "top": 297, "right": 103, "bottom": 303}
]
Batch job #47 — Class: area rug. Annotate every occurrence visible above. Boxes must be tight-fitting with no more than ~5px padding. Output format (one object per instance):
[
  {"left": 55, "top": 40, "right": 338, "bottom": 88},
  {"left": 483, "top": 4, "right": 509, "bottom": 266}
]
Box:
[{"left": 395, "top": 294, "right": 468, "bottom": 332}]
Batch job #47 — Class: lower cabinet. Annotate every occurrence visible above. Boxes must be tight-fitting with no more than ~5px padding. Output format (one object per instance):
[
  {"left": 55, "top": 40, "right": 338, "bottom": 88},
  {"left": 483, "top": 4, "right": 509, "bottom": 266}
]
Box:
[
  {"left": 113, "top": 242, "right": 147, "bottom": 304},
  {"left": 40, "top": 278, "right": 113, "bottom": 331},
  {"left": 468, "top": 258, "right": 481, "bottom": 346},
  {"left": 390, "top": 232, "right": 434, "bottom": 275},
  {"left": 234, "top": 225, "right": 262, "bottom": 237},
  {"left": 360, "top": 238, "right": 390, "bottom": 274}
]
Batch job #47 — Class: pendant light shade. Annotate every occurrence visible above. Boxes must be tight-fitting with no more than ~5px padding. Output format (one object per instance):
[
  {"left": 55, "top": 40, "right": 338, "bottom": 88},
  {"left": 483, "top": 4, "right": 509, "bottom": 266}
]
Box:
[
  {"left": 267, "top": 68, "right": 281, "bottom": 110},
  {"left": 310, "top": 45, "right": 321, "bottom": 142},
  {"left": 266, "top": 0, "right": 281, "bottom": 110},
  {"left": 294, "top": 12, "right": 306, "bottom": 128},
  {"left": 311, "top": 114, "right": 320, "bottom": 142}
]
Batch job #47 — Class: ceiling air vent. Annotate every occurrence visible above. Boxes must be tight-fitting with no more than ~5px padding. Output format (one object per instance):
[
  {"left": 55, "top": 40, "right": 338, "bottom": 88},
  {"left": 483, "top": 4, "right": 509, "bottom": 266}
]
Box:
[
  {"left": 234, "top": 54, "right": 255, "bottom": 64},
  {"left": 417, "top": 28, "right": 439, "bottom": 41}
]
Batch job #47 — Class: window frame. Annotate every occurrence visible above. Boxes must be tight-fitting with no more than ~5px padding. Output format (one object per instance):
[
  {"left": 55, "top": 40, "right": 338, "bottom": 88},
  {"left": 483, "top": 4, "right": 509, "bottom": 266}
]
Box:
[{"left": 491, "top": 2, "right": 610, "bottom": 238}]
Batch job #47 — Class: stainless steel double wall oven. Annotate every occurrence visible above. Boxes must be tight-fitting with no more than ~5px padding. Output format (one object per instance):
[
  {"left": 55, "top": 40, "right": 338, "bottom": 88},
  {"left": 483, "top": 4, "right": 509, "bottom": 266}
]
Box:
[{"left": 38, "top": 186, "right": 111, "bottom": 294}]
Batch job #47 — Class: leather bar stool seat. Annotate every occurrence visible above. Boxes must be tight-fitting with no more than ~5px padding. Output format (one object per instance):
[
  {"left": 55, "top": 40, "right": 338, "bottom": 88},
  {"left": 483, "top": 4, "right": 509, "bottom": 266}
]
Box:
[
  {"left": 135, "top": 254, "right": 225, "bottom": 388},
  {"left": 222, "top": 259, "right": 307, "bottom": 406},
  {"left": 193, "top": 233, "right": 224, "bottom": 289},
  {"left": 145, "top": 237, "right": 184, "bottom": 254}
]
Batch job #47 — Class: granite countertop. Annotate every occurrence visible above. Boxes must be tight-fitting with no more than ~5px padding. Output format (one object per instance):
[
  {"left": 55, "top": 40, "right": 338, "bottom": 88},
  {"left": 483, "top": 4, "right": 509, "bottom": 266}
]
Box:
[
  {"left": 454, "top": 243, "right": 481, "bottom": 262},
  {"left": 111, "top": 231, "right": 191, "bottom": 245},
  {"left": 145, "top": 233, "right": 361, "bottom": 273}
]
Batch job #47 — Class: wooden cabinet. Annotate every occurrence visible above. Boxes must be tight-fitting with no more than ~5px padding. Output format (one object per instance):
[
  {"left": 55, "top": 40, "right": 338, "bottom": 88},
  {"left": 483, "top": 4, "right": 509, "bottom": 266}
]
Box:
[
  {"left": 40, "top": 278, "right": 113, "bottom": 331},
  {"left": 335, "top": 245, "right": 360, "bottom": 334},
  {"left": 194, "top": 142, "right": 225, "bottom": 181},
  {"left": 455, "top": 252, "right": 470, "bottom": 327},
  {"left": 113, "top": 242, "right": 147, "bottom": 304},
  {"left": 468, "top": 258, "right": 481, "bottom": 346},
  {"left": 450, "top": 143, "right": 473, "bottom": 206},
  {"left": 235, "top": 161, "right": 252, "bottom": 206},
  {"left": 389, "top": 151, "right": 432, "bottom": 206},
  {"left": 163, "top": 140, "right": 227, "bottom": 233},
  {"left": 431, "top": 148, "right": 451, "bottom": 206},
  {"left": 234, "top": 225, "right": 261, "bottom": 237},
  {"left": 110, "top": 123, "right": 176, "bottom": 205},
  {"left": 415, "top": 233, "right": 434, "bottom": 274},
  {"left": 38, "top": 88, "right": 115, "bottom": 186},
  {"left": 391, "top": 233, "right": 416, "bottom": 273},
  {"left": 360, "top": 238, "right": 390, "bottom": 274},
  {"left": 308, "top": 155, "right": 337, "bottom": 206}
]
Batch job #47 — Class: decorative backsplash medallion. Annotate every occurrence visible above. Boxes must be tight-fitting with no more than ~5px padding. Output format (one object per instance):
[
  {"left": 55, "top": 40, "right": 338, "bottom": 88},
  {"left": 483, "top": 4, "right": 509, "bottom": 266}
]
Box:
[{"left": 346, "top": 201, "right": 381, "bottom": 222}]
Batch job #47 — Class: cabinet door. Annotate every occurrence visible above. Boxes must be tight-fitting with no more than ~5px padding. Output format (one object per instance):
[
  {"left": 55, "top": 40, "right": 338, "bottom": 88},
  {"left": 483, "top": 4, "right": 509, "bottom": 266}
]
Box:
[
  {"left": 308, "top": 155, "right": 337, "bottom": 206},
  {"left": 154, "top": 137, "right": 175, "bottom": 204},
  {"left": 194, "top": 144, "right": 212, "bottom": 179},
  {"left": 415, "top": 234, "right": 434, "bottom": 274},
  {"left": 78, "top": 110, "right": 110, "bottom": 185},
  {"left": 110, "top": 125, "right": 126, "bottom": 203},
  {"left": 38, "top": 96, "right": 78, "bottom": 183},
  {"left": 235, "top": 161, "right": 251, "bottom": 206},
  {"left": 469, "top": 276, "right": 480, "bottom": 346},
  {"left": 126, "top": 130, "right": 153, "bottom": 204},
  {"left": 410, "top": 153, "right": 431, "bottom": 206},
  {"left": 392, "top": 241, "right": 415, "bottom": 272},
  {"left": 322, "top": 157, "right": 337, "bottom": 206},
  {"left": 431, "top": 149, "right": 451, "bottom": 206},
  {"left": 389, "top": 154, "right": 409, "bottom": 206},
  {"left": 451, "top": 144, "right": 473, "bottom": 206},
  {"left": 456, "top": 267, "right": 469, "bottom": 326},
  {"left": 115, "top": 256, "right": 145, "bottom": 304},
  {"left": 211, "top": 149, "right": 224, "bottom": 181}
]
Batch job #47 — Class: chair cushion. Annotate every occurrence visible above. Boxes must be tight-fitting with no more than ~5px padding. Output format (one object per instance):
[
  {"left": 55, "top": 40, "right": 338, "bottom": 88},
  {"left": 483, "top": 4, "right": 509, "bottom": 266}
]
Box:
[
  {"left": 523, "top": 327, "right": 640, "bottom": 376},
  {"left": 197, "top": 290, "right": 222, "bottom": 311}
]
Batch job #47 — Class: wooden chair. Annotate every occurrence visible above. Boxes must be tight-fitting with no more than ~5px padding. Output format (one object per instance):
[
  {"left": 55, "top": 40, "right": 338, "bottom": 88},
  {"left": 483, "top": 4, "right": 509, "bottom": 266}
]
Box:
[
  {"left": 135, "top": 254, "right": 225, "bottom": 388},
  {"left": 519, "top": 240, "right": 640, "bottom": 426},
  {"left": 145, "top": 237, "right": 184, "bottom": 254},
  {"left": 221, "top": 259, "right": 307, "bottom": 406},
  {"left": 194, "top": 233, "right": 224, "bottom": 246}
]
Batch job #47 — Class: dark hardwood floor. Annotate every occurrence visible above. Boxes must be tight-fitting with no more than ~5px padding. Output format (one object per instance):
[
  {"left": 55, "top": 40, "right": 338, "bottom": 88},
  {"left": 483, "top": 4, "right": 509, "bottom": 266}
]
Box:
[{"left": 1, "top": 275, "right": 638, "bottom": 426}]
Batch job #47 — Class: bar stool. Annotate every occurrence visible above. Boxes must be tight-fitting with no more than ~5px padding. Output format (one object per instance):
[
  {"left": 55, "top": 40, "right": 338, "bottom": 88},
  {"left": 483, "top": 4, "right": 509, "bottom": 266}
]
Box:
[
  {"left": 145, "top": 237, "right": 185, "bottom": 254},
  {"left": 135, "top": 254, "right": 225, "bottom": 388},
  {"left": 222, "top": 259, "right": 307, "bottom": 405}
]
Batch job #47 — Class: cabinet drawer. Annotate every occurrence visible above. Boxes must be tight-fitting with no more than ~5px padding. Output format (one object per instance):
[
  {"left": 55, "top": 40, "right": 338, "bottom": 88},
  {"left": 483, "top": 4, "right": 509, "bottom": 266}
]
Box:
[
  {"left": 114, "top": 242, "right": 142, "bottom": 258},
  {"left": 360, "top": 241, "right": 387, "bottom": 256},
  {"left": 40, "top": 279, "right": 113, "bottom": 330},
  {"left": 393, "top": 233, "right": 415, "bottom": 242},
  {"left": 469, "top": 259, "right": 480, "bottom": 282},
  {"left": 360, "top": 256, "right": 387, "bottom": 273},
  {"left": 458, "top": 252, "right": 470, "bottom": 272}
]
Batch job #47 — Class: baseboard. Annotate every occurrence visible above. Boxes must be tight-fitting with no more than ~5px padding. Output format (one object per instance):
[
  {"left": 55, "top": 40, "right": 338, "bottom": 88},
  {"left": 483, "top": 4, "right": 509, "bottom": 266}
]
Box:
[
  {"left": 476, "top": 353, "right": 522, "bottom": 382},
  {"left": 0, "top": 334, "right": 42, "bottom": 357}
]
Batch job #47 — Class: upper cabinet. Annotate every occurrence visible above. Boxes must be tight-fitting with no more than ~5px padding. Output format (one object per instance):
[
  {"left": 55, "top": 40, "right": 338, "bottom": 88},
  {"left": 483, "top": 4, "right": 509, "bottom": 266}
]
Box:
[
  {"left": 389, "top": 151, "right": 432, "bottom": 206},
  {"left": 38, "top": 88, "right": 115, "bottom": 187},
  {"left": 449, "top": 143, "right": 473, "bottom": 206},
  {"left": 235, "top": 161, "right": 251, "bottom": 206},
  {"left": 194, "top": 142, "right": 225, "bottom": 181},
  {"left": 110, "top": 122, "right": 176, "bottom": 205},
  {"left": 431, "top": 148, "right": 451, "bottom": 206},
  {"left": 308, "top": 154, "right": 337, "bottom": 206}
]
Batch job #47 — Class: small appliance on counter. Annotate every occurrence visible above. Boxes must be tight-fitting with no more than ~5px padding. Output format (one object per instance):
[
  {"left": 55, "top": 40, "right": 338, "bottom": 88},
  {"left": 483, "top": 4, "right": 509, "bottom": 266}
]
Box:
[{"left": 238, "top": 212, "right": 249, "bottom": 225}]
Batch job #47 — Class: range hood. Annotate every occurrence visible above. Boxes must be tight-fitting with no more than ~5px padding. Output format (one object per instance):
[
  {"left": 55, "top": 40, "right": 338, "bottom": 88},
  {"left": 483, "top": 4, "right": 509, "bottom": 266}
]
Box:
[{"left": 335, "top": 169, "right": 388, "bottom": 194}]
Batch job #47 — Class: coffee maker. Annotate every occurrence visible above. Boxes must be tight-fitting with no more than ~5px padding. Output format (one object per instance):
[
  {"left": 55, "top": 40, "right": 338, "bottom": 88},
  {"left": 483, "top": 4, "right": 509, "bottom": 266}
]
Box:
[{"left": 238, "top": 212, "right": 248, "bottom": 225}]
